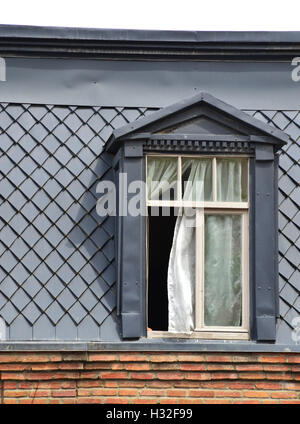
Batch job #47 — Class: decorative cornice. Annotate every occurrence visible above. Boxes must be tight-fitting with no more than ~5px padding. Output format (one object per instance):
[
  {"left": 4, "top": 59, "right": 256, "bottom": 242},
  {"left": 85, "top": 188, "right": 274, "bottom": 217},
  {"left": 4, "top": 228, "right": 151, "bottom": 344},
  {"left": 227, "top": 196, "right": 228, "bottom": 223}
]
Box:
[{"left": 1, "top": 25, "right": 300, "bottom": 60}]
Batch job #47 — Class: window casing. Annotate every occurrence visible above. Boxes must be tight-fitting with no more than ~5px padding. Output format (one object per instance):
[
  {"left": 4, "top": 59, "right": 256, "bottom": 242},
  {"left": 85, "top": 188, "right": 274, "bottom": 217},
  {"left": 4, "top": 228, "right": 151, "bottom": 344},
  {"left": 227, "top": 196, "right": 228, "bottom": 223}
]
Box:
[
  {"left": 106, "top": 92, "right": 288, "bottom": 342},
  {"left": 146, "top": 154, "right": 249, "bottom": 340}
]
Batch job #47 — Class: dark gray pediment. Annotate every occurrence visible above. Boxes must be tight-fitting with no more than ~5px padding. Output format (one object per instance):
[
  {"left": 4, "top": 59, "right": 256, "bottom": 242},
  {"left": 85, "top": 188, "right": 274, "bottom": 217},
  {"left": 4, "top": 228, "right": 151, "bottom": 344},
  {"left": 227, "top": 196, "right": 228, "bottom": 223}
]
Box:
[{"left": 106, "top": 92, "right": 289, "bottom": 153}]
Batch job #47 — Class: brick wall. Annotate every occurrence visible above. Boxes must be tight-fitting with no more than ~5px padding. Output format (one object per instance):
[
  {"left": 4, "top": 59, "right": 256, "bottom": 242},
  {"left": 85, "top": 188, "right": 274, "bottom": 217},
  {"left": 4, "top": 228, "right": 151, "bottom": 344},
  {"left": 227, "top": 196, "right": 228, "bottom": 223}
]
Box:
[{"left": 0, "top": 352, "right": 299, "bottom": 404}]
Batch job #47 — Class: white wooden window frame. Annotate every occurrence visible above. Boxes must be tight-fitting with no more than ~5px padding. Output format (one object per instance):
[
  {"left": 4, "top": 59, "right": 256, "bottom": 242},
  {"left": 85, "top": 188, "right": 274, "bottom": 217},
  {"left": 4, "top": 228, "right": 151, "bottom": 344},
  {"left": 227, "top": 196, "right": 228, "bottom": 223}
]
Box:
[{"left": 146, "top": 154, "right": 250, "bottom": 340}]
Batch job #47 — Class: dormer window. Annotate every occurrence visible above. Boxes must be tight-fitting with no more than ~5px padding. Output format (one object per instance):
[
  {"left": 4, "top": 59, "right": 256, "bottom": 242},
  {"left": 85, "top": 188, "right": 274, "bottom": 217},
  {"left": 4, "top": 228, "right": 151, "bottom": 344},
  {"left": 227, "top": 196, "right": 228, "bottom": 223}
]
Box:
[{"left": 105, "top": 92, "right": 288, "bottom": 342}]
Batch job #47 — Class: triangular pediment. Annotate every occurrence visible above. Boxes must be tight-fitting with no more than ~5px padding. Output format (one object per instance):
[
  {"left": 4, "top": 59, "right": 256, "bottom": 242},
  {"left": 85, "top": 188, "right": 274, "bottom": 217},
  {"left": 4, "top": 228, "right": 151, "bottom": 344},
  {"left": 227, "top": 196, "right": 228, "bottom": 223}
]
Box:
[
  {"left": 155, "top": 115, "right": 244, "bottom": 136},
  {"left": 106, "top": 92, "right": 289, "bottom": 152}
]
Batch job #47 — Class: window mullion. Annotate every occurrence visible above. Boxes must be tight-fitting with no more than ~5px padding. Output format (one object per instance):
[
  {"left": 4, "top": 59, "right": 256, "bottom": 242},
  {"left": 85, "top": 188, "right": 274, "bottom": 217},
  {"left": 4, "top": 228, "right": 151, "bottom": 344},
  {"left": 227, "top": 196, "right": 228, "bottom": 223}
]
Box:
[
  {"left": 195, "top": 208, "right": 205, "bottom": 331},
  {"left": 177, "top": 156, "right": 182, "bottom": 201},
  {"left": 213, "top": 156, "right": 217, "bottom": 202}
]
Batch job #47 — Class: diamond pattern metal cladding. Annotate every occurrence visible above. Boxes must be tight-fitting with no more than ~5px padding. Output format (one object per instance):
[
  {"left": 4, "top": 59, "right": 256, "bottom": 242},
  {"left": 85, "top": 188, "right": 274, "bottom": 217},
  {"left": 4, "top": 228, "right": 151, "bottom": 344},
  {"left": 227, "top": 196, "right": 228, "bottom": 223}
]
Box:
[
  {"left": 0, "top": 104, "right": 155, "bottom": 340},
  {"left": 0, "top": 104, "right": 299, "bottom": 343}
]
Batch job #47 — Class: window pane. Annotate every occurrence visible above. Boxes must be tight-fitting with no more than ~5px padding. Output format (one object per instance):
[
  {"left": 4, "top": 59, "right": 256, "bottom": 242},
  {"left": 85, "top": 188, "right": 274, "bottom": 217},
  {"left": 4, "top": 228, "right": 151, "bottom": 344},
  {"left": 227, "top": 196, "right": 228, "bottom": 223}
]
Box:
[
  {"left": 147, "top": 157, "right": 178, "bottom": 201},
  {"left": 217, "top": 158, "right": 248, "bottom": 202},
  {"left": 204, "top": 214, "right": 242, "bottom": 327},
  {"left": 182, "top": 158, "right": 212, "bottom": 201}
]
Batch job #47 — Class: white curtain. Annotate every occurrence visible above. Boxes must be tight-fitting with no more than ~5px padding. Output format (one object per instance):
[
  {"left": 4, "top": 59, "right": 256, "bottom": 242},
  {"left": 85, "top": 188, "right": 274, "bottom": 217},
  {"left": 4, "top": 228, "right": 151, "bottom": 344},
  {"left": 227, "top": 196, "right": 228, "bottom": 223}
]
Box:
[
  {"left": 147, "top": 157, "right": 177, "bottom": 201},
  {"left": 168, "top": 159, "right": 211, "bottom": 332},
  {"left": 204, "top": 214, "right": 242, "bottom": 326}
]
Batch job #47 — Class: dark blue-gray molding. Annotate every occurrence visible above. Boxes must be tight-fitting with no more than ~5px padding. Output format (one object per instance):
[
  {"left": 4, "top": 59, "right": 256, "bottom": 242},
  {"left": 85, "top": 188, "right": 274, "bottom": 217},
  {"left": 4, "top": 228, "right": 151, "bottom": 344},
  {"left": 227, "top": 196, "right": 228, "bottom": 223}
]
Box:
[{"left": 0, "top": 26, "right": 299, "bottom": 350}]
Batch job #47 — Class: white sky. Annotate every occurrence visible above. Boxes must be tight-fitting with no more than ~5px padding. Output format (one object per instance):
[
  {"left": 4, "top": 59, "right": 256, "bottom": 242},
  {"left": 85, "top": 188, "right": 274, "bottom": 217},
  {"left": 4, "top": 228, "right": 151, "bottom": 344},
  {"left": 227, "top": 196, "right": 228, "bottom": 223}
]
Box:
[{"left": 0, "top": 0, "right": 300, "bottom": 31}]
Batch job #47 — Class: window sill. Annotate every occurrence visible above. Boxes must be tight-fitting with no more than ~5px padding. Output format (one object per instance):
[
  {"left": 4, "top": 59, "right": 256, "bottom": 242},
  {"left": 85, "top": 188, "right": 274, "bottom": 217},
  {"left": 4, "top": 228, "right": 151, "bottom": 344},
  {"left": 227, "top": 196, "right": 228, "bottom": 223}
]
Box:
[
  {"left": 147, "top": 330, "right": 249, "bottom": 341},
  {"left": 0, "top": 340, "right": 299, "bottom": 353}
]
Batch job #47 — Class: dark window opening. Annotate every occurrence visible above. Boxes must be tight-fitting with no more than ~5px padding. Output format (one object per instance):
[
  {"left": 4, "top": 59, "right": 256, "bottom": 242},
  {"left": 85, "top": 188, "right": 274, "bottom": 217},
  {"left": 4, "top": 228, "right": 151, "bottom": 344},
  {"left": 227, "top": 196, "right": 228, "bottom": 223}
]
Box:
[{"left": 147, "top": 207, "right": 177, "bottom": 331}]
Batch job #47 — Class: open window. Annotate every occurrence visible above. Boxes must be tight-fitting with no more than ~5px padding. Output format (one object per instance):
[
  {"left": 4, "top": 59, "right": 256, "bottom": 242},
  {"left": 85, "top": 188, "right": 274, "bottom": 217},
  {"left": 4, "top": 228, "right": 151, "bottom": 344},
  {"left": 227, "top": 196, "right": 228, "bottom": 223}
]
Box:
[
  {"left": 105, "top": 92, "right": 288, "bottom": 342},
  {"left": 147, "top": 155, "right": 249, "bottom": 339}
]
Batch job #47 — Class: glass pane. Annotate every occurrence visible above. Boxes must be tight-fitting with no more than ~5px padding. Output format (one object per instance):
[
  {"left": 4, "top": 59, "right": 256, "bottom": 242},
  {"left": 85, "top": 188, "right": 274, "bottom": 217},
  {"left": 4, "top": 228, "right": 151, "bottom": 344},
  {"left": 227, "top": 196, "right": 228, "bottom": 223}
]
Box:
[
  {"left": 204, "top": 214, "right": 242, "bottom": 327},
  {"left": 147, "top": 157, "right": 178, "bottom": 201},
  {"left": 182, "top": 158, "right": 212, "bottom": 201},
  {"left": 217, "top": 158, "right": 248, "bottom": 202}
]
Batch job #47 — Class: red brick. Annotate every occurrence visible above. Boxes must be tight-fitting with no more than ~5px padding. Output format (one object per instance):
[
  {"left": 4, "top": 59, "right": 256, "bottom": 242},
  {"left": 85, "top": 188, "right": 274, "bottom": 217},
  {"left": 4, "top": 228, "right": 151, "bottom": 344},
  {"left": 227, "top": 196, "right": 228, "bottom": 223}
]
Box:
[
  {"left": 140, "top": 389, "right": 166, "bottom": 396},
  {"left": 0, "top": 364, "right": 26, "bottom": 371},
  {"left": 147, "top": 381, "right": 172, "bottom": 388},
  {"left": 283, "top": 382, "right": 300, "bottom": 390},
  {"left": 130, "top": 372, "right": 155, "bottom": 380},
  {"left": 3, "top": 399, "right": 19, "bottom": 404},
  {"left": 239, "top": 372, "right": 265, "bottom": 380},
  {"left": 185, "top": 372, "right": 212, "bottom": 381},
  {"left": 258, "top": 355, "right": 286, "bottom": 363},
  {"left": 4, "top": 390, "right": 29, "bottom": 398},
  {"left": 229, "top": 382, "right": 254, "bottom": 389},
  {"left": 118, "top": 380, "right": 145, "bottom": 388},
  {"left": 179, "top": 399, "right": 203, "bottom": 404},
  {"left": 234, "top": 400, "right": 261, "bottom": 404},
  {"left": 149, "top": 354, "right": 177, "bottom": 363},
  {"left": 3, "top": 382, "right": 18, "bottom": 389},
  {"left": 60, "top": 398, "right": 76, "bottom": 404},
  {"left": 111, "top": 363, "right": 124, "bottom": 370},
  {"left": 189, "top": 390, "right": 215, "bottom": 398},
  {"left": 105, "top": 398, "right": 131, "bottom": 404},
  {"left": 207, "top": 364, "right": 235, "bottom": 371},
  {"left": 31, "top": 363, "right": 58, "bottom": 371},
  {"left": 52, "top": 390, "right": 76, "bottom": 398},
  {"left": 180, "top": 364, "right": 206, "bottom": 371},
  {"left": 287, "top": 355, "right": 300, "bottom": 364},
  {"left": 125, "top": 363, "right": 151, "bottom": 371},
  {"left": 263, "top": 365, "right": 291, "bottom": 372},
  {"left": 167, "top": 389, "right": 187, "bottom": 397},
  {"left": 244, "top": 391, "right": 269, "bottom": 398},
  {"left": 270, "top": 391, "right": 298, "bottom": 399},
  {"left": 78, "top": 388, "right": 117, "bottom": 396},
  {"left": 104, "top": 381, "right": 118, "bottom": 387},
  {"left": 215, "top": 391, "right": 242, "bottom": 398},
  {"left": 89, "top": 354, "right": 118, "bottom": 362},
  {"left": 29, "top": 390, "right": 51, "bottom": 397},
  {"left": 78, "top": 398, "right": 103, "bottom": 404},
  {"left": 266, "top": 373, "right": 293, "bottom": 380},
  {"left": 132, "top": 398, "right": 158, "bottom": 404},
  {"left": 160, "top": 398, "right": 178, "bottom": 404},
  {"left": 176, "top": 354, "right": 205, "bottom": 362},
  {"left": 157, "top": 372, "right": 184, "bottom": 380},
  {"left": 256, "top": 382, "right": 282, "bottom": 390},
  {"left": 205, "top": 355, "right": 233, "bottom": 363},
  {"left": 235, "top": 365, "right": 263, "bottom": 371},
  {"left": 205, "top": 399, "right": 232, "bottom": 404},
  {"left": 119, "top": 354, "right": 148, "bottom": 362},
  {"left": 101, "top": 372, "right": 127, "bottom": 379},
  {"left": 151, "top": 363, "right": 178, "bottom": 370},
  {"left": 201, "top": 381, "right": 227, "bottom": 389},
  {"left": 211, "top": 372, "right": 238, "bottom": 380},
  {"left": 58, "top": 362, "right": 84, "bottom": 370},
  {"left": 119, "top": 389, "right": 139, "bottom": 396},
  {"left": 280, "top": 400, "right": 300, "bottom": 404}
]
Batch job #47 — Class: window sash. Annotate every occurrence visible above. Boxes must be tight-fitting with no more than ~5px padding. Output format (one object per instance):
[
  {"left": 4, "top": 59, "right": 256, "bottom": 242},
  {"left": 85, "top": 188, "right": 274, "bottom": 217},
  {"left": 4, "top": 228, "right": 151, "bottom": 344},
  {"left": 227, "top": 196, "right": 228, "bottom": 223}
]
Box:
[
  {"left": 146, "top": 154, "right": 249, "bottom": 338},
  {"left": 146, "top": 154, "right": 249, "bottom": 208}
]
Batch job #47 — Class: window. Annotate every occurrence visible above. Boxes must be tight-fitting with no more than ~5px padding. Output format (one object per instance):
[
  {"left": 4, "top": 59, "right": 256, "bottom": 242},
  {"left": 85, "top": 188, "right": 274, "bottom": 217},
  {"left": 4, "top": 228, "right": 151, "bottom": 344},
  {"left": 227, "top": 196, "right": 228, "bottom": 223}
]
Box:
[
  {"left": 106, "top": 92, "right": 288, "bottom": 342},
  {"left": 146, "top": 155, "right": 249, "bottom": 339}
]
